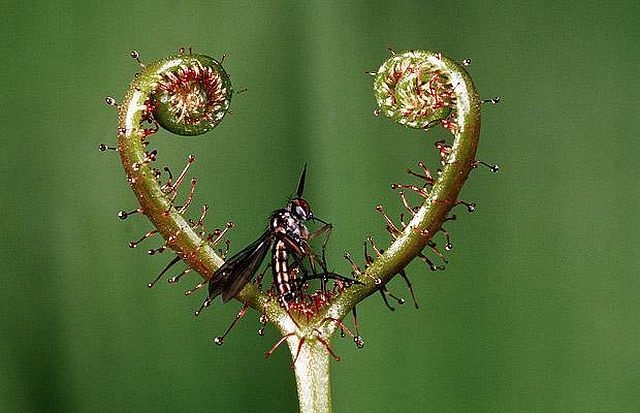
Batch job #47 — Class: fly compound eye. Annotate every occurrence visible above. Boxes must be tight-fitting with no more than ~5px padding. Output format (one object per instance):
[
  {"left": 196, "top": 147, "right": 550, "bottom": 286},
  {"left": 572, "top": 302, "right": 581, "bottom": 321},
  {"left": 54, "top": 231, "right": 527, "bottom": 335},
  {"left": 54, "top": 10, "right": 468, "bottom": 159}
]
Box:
[
  {"left": 289, "top": 198, "right": 311, "bottom": 220},
  {"left": 299, "top": 199, "right": 311, "bottom": 220}
]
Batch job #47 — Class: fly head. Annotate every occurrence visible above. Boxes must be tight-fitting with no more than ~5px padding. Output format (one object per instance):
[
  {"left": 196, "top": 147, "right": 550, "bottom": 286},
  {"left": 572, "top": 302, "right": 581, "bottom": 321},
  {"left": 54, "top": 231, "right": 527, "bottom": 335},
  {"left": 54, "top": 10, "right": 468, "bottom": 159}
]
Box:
[{"left": 288, "top": 198, "right": 313, "bottom": 221}]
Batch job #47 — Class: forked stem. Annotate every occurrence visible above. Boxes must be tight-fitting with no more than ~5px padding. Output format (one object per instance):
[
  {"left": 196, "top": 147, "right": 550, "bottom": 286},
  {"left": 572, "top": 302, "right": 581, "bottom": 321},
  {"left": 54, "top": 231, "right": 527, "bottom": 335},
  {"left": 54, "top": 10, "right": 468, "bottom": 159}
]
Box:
[{"left": 108, "top": 49, "right": 492, "bottom": 413}]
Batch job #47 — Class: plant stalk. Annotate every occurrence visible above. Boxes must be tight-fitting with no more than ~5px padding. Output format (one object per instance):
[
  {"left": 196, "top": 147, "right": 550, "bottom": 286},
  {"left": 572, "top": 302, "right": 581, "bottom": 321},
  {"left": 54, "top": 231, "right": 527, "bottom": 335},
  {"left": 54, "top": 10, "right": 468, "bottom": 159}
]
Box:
[{"left": 288, "top": 336, "right": 333, "bottom": 413}]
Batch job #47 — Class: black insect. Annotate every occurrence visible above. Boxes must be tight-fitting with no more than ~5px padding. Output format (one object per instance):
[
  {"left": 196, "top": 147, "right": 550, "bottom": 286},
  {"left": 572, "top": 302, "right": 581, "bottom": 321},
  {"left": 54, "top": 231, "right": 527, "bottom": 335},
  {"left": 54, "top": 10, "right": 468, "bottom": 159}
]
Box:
[{"left": 201, "top": 165, "right": 346, "bottom": 311}]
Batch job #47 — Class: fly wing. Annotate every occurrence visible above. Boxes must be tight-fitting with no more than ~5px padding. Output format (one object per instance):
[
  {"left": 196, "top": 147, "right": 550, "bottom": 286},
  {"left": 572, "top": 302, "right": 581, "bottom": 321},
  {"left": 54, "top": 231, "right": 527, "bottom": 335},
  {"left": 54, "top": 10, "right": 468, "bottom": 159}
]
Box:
[{"left": 208, "top": 231, "right": 273, "bottom": 303}]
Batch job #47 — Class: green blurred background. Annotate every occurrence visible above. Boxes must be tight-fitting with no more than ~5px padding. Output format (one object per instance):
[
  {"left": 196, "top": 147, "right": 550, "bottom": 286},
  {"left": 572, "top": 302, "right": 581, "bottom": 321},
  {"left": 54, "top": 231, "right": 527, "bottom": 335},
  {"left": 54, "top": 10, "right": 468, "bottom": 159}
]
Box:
[{"left": 2, "top": 0, "right": 639, "bottom": 411}]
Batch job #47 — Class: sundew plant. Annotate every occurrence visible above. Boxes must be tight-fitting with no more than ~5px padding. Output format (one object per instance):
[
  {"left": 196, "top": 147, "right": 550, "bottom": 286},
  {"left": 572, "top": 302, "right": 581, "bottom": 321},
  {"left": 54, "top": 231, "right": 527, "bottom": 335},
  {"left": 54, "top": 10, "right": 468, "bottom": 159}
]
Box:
[{"left": 101, "top": 48, "right": 499, "bottom": 412}]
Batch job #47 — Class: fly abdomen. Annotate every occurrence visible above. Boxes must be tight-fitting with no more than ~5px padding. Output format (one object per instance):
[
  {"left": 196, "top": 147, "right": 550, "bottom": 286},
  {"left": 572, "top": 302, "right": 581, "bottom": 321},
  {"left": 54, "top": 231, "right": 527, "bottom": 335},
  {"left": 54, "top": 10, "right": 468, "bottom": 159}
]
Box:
[{"left": 272, "top": 239, "right": 300, "bottom": 307}]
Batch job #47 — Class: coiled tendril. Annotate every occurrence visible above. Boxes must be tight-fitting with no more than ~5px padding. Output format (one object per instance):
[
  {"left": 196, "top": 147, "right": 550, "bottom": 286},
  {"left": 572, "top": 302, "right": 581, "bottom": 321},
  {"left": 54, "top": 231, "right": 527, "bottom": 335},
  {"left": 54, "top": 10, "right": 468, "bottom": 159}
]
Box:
[
  {"left": 111, "top": 51, "right": 266, "bottom": 310},
  {"left": 374, "top": 50, "right": 457, "bottom": 131},
  {"left": 151, "top": 55, "right": 232, "bottom": 135},
  {"left": 323, "top": 50, "right": 489, "bottom": 320}
]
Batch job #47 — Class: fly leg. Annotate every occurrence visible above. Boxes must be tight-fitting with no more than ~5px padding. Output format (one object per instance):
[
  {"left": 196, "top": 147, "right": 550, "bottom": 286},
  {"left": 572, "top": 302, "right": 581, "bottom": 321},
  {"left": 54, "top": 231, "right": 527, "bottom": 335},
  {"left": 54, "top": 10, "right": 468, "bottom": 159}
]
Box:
[
  {"left": 306, "top": 222, "right": 362, "bottom": 288},
  {"left": 306, "top": 221, "right": 334, "bottom": 294},
  {"left": 279, "top": 232, "right": 360, "bottom": 305}
]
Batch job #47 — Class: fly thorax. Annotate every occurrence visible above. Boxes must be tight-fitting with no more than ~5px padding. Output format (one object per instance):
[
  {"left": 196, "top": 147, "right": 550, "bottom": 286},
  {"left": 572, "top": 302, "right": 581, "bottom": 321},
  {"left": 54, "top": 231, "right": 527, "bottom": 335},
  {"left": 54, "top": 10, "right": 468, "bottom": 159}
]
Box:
[{"left": 270, "top": 211, "right": 288, "bottom": 235}]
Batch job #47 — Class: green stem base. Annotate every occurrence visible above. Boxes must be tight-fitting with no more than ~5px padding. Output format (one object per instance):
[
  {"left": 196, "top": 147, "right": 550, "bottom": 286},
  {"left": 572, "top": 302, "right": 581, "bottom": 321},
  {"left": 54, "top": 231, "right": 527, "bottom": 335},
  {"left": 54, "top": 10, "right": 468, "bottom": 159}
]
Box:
[{"left": 288, "top": 336, "right": 332, "bottom": 413}]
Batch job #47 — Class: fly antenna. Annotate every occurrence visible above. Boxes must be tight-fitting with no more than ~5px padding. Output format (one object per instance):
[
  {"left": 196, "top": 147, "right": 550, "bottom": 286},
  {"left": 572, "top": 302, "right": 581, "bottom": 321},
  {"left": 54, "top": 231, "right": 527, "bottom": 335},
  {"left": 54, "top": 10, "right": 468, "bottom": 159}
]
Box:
[{"left": 296, "top": 163, "right": 307, "bottom": 197}]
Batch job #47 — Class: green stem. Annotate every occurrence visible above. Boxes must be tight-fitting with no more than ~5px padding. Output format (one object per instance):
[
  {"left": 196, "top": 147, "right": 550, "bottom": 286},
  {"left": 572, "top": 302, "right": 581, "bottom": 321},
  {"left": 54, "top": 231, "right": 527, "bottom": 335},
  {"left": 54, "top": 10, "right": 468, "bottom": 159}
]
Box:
[
  {"left": 320, "top": 50, "right": 481, "bottom": 322},
  {"left": 115, "top": 52, "right": 266, "bottom": 310},
  {"left": 288, "top": 336, "right": 333, "bottom": 413}
]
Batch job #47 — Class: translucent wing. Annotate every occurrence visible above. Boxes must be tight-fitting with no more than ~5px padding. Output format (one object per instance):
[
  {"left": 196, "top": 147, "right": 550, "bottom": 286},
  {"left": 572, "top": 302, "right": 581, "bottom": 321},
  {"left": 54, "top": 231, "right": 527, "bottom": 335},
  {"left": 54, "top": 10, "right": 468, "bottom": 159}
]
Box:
[{"left": 208, "top": 231, "right": 273, "bottom": 303}]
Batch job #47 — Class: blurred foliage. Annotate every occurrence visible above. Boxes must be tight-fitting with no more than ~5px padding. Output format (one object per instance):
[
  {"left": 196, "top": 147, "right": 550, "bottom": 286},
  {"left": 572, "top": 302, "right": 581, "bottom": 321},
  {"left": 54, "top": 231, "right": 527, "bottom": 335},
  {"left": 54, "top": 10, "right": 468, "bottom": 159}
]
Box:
[{"left": 2, "top": 0, "right": 639, "bottom": 412}]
